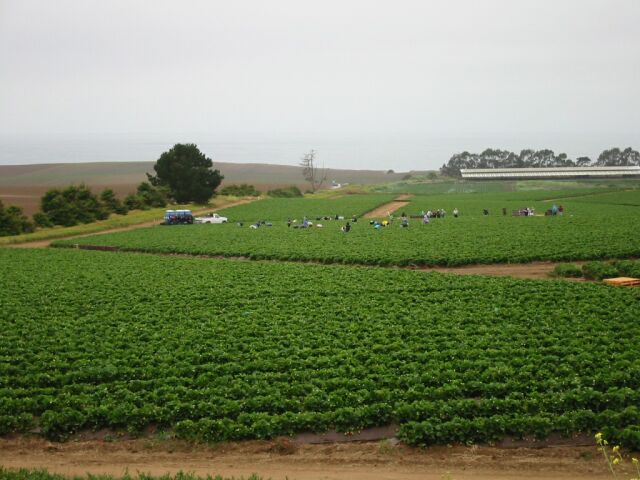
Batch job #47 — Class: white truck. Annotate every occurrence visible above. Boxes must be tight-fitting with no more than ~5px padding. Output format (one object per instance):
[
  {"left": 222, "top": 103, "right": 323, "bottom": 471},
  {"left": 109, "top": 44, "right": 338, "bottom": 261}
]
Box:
[{"left": 195, "top": 213, "right": 228, "bottom": 224}]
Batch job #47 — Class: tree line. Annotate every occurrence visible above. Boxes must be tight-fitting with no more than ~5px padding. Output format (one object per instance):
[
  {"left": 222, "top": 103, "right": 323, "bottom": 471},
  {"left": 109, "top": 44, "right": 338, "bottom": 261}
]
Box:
[{"left": 440, "top": 147, "right": 640, "bottom": 177}]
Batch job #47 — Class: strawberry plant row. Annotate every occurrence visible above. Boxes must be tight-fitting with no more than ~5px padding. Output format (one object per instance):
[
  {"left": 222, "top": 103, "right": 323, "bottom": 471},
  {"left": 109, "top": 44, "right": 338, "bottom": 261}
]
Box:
[
  {"left": 55, "top": 195, "right": 640, "bottom": 266},
  {"left": 1, "top": 249, "right": 639, "bottom": 447},
  {"left": 217, "top": 194, "right": 396, "bottom": 222}
]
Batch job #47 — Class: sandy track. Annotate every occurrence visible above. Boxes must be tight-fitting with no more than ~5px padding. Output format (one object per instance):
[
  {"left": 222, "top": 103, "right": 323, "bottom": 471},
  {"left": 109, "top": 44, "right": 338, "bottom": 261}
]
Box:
[
  {"left": 7, "top": 198, "right": 256, "bottom": 249},
  {"left": 363, "top": 195, "right": 413, "bottom": 219},
  {"left": 0, "top": 437, "right": 626, "bottom": 480}
]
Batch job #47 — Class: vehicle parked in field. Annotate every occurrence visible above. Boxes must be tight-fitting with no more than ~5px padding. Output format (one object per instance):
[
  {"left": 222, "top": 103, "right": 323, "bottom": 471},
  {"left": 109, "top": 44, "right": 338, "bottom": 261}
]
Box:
[
  {"left": 164, "top": 209, "right": 193, "bottom": 225},
  {"left": 195, "top": 213, "right": 228, "bottom": 224}
]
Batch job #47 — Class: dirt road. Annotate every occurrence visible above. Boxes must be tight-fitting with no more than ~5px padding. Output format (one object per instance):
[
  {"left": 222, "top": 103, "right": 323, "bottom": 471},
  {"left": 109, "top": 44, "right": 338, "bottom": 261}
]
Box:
[
  {"left": 7, "top": 198, "right": 256, "bottom": 249},
  {"left": 0, "top": 437, "right": 627, "bottom": 480},
  {"left": 363, "top": 195, "right": 412, "bottom": 219}
]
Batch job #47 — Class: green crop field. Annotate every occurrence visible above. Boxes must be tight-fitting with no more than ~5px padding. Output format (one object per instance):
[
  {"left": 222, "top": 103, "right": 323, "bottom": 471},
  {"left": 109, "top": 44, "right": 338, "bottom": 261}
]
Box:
[
  {"left": 571, "top": 189, "right": 640, "bottom": 206},
  {"left": 1, "top": 249, "right": 639, "bottom": 447},
  {"left": 216, "top": 194, "right": 395, "bottom": 222},
  {"left": 55, "top": 192, "right": 640, "bottom": 266},
  {"left": 372, "top": 179, "right": 639, "bottom": 195}
]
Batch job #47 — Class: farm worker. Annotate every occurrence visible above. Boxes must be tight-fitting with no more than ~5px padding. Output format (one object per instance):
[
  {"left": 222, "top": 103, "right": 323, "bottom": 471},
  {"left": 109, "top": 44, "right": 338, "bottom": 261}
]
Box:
[
  {"left": 287, "top": 218, "right": 292, "bottom": 227},
  {"left": 427, "top": 210, "right": 432, "bottom": 218},
  {"left": 453, "top": 208, "right": 459, "bottom": 218},
  {"left": 423, "top": 214, "right": 429, "bottom": 225},
  {"left": 502, "top": 207, "right": 507, "bottom": 216},
  {"left": 483, "top": 209, "right": 489, "bottom": 216},
  {"left": 341, "top": 222, "right": 351, "bottom": 233},
  {"left": 551, "top": 204, "right": 559, "bottom": 215},
  {"left": 382, "top": 219, "right": 389, "bottom": 227},
  {"left": 441, "top": 209, "right": 446, "bottom": 218},
  {"left": 303, "top": 216, "right": 309, "bottom": 227},
  {"left": 374, "top": 221, "right": 382, "bottom": 230},
  {"left": 559, "top": 205, "right": 564, "bottom": 215}
]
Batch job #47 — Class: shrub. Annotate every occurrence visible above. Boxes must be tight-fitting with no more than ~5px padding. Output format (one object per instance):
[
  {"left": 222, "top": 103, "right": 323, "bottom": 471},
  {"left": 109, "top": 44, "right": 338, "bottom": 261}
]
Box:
[
  {"left": 136, "top": 182, "right": 168, "bottom": 208},
  {"left": 582, "top": 261, "right": 620, "bottom": 280},
  {"left": 220, "top": 184, "right": 261, "bottom": 196},
  {"left": 122, "top": 183, "right": 167, "bottom": 211},
  {"left": 552, "top": 263, "right": 583, "bottom": 278},
  {"left": 41, "top": 185, "right": 108, "bottom": 227},
  {"left": 124, "top": 194, "right": 148, "bottom": 211},
  {"left": 267, "top": 186, "right": 303, "bottom": 198},
  {"left": 100, "top": 189, "right": 128, "bottom": 215},
  {"left": 32, "top": 212, "right": 53, "bottom": 228},
  {"left": 0, "top": 201, "right": 34, "bottom": 236},
  {"left": 612, "top": 260, "right": 640, "bottom": 278}
]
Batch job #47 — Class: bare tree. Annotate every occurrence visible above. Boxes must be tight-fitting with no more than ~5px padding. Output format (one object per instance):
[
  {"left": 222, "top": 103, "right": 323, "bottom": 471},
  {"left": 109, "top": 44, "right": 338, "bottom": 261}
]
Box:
[{"left": 299, "top": 149, "right": 327, "bottom": 193}]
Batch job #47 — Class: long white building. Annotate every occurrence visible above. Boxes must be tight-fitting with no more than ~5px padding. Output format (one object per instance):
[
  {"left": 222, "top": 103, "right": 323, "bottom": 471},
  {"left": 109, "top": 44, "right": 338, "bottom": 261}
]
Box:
[{"left": 460, "top": 166, "right": 640, "bottom": 179}]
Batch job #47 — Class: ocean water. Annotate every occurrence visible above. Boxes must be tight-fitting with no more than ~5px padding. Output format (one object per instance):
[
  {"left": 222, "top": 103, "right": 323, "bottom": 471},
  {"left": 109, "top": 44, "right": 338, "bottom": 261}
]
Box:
[{"left": 0, "top": 132, "right": 636, "bottom": 171}]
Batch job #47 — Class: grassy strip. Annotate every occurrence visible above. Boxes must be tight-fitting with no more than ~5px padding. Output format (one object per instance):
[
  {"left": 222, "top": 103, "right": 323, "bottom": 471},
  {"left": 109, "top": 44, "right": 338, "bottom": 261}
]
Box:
[
  {"left": 0, "top": 468, "right": 263, "bottom": 480},
  {"left": 0, "top": 197, "right": 249, "bottom": 246}
]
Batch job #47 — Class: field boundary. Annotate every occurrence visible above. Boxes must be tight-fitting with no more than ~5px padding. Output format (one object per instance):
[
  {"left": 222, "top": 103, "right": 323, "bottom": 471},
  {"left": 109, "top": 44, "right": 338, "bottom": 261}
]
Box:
[
  {"left": 0, "top": 436, "right": 616, "bottom": 480},
  {"left": 50, "top": 244, "right": 626, "bottom": 280}
]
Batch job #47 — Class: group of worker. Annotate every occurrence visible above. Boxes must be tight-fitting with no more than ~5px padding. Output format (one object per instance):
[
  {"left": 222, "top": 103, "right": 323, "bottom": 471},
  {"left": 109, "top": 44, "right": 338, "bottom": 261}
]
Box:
[
  {"left": 421, "top": 208, "right": 454, "bottom": 218},
  {"left": 282, "top": 214, "right": 359, "bottom": 230},
  {"left": 243, "top": 202, "right": 567, "bottom": 232},
  {"left": 480, "top": 204, "right": 565, "bottom": 216}
]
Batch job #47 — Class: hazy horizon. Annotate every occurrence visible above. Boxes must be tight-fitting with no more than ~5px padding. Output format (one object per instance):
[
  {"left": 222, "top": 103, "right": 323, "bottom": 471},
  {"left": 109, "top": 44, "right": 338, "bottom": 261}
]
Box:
[
  {"left": 1, "top": 0, "right": 639, "bottom": 169},
  {"left": 2, "top": 131, "right": 639, "bottom": 171}
]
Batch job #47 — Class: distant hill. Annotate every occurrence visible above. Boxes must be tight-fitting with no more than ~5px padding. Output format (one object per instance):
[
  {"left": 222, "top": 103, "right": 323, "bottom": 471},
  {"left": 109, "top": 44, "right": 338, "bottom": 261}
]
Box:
[{"left": 0, "top": 161, "right": 415, "bottom": 215}]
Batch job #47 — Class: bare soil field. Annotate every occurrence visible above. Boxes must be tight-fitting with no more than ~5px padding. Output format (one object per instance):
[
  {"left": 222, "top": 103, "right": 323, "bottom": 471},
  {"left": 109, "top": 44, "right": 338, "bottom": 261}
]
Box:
[
  {"left": 0, "top": 437, "right": 631, "bottom": 480},
  {"left": 0, "top": 162, "right": 413, "bottom": 214}
]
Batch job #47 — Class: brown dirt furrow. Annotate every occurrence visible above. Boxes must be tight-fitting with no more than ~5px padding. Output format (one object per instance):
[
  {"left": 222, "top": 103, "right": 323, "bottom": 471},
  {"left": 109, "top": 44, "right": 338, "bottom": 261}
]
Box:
[
  {"left": 0, "top": 437, "right": 626, "bottom": 480},
  {"left": 413, "top": 261, "right": 588, "bottom": 280}
]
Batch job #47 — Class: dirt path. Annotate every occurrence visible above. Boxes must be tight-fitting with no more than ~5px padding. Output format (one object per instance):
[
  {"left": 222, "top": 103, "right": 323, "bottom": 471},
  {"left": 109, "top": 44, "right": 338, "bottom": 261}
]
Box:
[
  {"left": 0, "top": 437, "right": 626, "bottom": 480},
  {"left": 363, "top": 195, "right": 413, "bottom": 219},
  {"left": 7, "top": 198, "right": 256, "bottom": 249},
  {"left": 416, "top": 261, "right": 588, "bottom": 280}
]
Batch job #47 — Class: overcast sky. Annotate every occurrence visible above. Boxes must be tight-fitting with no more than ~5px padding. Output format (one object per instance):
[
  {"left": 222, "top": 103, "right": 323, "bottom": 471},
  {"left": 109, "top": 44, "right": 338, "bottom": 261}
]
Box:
[{"left": 0, "top": 0, "right": 639, "bottom": 168}]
